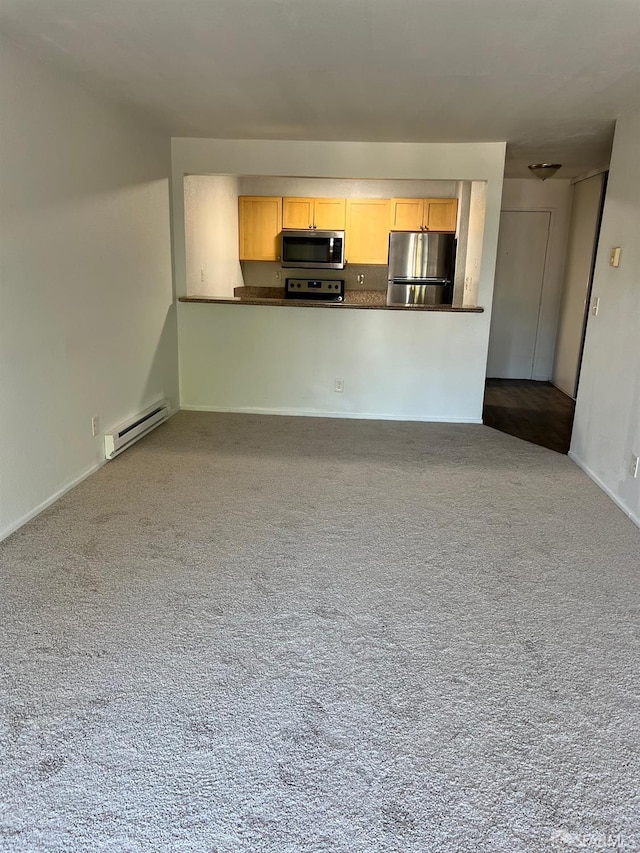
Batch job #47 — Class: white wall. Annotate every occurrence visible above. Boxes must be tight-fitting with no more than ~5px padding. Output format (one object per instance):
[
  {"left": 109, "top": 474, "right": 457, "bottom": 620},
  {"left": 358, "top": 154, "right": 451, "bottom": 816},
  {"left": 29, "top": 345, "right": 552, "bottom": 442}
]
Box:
[
  {"left": 179, "top": 303, "right": 488, "bottom": 422},
  {"left": 499, "top": 179, "right": 573, "bottom": 380},
  {"left": 184, "top": 175, "right": 243, "bottom": 298},
  {"left": 463, "top": 181, "right": 488, "bottom": 308},
  {"left": 453, "top": 181, "right": 472, "bottom": 306},
  {"left": 0, "top": 38, "right": 179, "bottom": 541},
  {"left": 238, "top": 176, "right": 458, "bottom": 198},
  {"left": 172, "top": 138, "right": 505, "bottom": 422},
  {"left": 570, "top": 109, "right": 640, "bottom": 527}
]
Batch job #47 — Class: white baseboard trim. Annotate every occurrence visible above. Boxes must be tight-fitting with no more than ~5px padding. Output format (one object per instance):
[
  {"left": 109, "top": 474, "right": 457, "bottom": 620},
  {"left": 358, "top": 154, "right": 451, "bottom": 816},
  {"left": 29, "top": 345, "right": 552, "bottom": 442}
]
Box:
[
  {"left": 180, "top": 404, "right": 483, "bottom": 424},
  {"left": 549, "top": 380, "right": 576, "bottom": 401},
  {"left": 0, "top": 405, "right": 178, "bottom": 544},
  {"left": 569, "top": 451, "right": 640, "bottom": 529},
  {"left": 0, "top": 459, "right": 106, "bottom": 544}
]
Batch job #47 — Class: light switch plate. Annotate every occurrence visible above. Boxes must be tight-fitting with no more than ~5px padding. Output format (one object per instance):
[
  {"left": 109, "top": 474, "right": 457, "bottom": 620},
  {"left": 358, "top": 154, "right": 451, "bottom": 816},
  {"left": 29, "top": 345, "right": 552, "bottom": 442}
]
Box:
[{"left": 610, "top": 247, "right": 621, "bottom": 267}]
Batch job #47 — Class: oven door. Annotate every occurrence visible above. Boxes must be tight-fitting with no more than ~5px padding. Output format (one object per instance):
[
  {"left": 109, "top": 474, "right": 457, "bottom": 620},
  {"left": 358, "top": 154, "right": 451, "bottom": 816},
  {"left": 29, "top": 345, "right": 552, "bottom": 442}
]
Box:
[{"left": 281, "top": 230, "right": 345, "bottom": 269}]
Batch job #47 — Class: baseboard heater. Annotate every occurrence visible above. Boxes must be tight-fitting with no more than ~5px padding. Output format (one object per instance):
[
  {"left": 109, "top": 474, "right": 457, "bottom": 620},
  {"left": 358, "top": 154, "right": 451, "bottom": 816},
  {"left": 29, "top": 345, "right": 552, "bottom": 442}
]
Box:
[{"left": 104, "top": 399, "right": 170, "bottom": 460}]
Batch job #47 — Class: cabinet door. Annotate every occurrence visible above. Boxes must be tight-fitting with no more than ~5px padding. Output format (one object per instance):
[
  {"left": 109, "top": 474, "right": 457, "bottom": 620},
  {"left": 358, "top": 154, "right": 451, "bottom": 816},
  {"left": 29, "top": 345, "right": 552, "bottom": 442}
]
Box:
[
  {"left": 346, "top": 199, "right": 391, "bottom": 264},
  {"left": 239, "top": 196, "right": 283, "bottom": 261},
  {"left": 314, "top": 198, "right": 346, "bottom": 230},
  {"left": 390, "top": 198, "right": 424, "bottom": 231},
  {"left": 425, "top": 199, "right": 458, "bottom": 232},
  {"left": 283, "top": 197, "right": 314, "bottom": 229}
]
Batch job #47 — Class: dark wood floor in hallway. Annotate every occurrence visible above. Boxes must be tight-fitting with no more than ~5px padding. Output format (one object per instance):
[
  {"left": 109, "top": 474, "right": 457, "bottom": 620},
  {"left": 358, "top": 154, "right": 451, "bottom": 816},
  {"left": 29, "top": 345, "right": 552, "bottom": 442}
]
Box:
[{"left": 483, "top": 379, "right": 576, "bottom": 454}]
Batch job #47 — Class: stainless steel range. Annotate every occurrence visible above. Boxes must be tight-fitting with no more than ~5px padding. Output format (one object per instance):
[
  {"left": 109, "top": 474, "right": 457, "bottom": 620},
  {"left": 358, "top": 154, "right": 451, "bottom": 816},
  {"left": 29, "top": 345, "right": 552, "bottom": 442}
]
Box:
[{"left": 285, "top": 278, "right": 345, "bottom": 302}]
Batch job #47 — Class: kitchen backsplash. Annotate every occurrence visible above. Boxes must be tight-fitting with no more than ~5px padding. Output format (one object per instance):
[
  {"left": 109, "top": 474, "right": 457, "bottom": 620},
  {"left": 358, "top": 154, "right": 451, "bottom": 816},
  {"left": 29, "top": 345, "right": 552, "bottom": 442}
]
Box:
[{"left": 240, "top": 262, "right": 387, "bottom": 292}]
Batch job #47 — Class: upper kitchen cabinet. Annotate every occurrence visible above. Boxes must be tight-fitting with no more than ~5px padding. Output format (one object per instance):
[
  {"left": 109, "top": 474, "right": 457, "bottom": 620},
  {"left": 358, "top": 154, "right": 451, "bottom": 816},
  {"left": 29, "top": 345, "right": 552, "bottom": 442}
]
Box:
[
  {"left": 315, "top": 198, "right": 346, "bottom": 230},
  {"left": 390, "top": 198, "right": 458, "bottom": 233},
  {"left": 282, "top": 197, "right": 314, "bottom": 229},
  {"left": 389, "top": 198, "right": 424, "bottom": 232},
  {"left": 425, "top": 198, "right": 458, "bottom": 232},
  {"left": 346, "top": 199, "right": 391, "bottom": 264},
  {"left": 283, "top": 197, "right": 346, "bottom": 230},
  {"left": 239, "top": 196, "right": 283, "bottom": 261}
]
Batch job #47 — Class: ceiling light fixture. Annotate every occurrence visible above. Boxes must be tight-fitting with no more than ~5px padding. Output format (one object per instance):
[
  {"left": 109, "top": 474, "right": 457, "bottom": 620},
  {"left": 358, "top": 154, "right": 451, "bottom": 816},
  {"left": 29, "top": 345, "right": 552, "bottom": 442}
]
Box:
[{"left": 528, "top": 163, "right": 562, "bottom": 181}]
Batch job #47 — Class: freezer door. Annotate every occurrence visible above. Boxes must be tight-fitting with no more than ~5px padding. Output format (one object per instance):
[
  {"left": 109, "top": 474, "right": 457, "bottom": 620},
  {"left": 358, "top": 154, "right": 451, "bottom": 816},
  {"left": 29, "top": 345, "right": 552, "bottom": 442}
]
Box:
[{"left": 386, "top": 280, "right": 450, "bottom": 306}]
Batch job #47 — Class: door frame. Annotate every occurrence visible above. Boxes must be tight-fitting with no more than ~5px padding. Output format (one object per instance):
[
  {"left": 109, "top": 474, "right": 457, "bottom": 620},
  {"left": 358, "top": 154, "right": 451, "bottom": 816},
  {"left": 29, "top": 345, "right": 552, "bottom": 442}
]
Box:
[{"left": 572, "top": 172, "right": 608, "bottom": 398}]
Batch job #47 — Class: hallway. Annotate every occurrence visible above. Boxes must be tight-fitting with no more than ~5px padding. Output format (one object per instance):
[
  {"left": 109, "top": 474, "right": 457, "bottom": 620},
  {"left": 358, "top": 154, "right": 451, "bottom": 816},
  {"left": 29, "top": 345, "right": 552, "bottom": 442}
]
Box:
[{"left": 483, "top": 379, "right": 576, "bottom": 454}]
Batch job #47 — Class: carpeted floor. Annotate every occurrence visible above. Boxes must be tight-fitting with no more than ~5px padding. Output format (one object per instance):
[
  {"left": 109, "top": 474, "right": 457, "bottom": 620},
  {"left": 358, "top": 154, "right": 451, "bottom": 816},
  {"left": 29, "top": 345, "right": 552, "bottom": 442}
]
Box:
[{"left": 1, "top": 412, "right": 639, "bottom": 853}]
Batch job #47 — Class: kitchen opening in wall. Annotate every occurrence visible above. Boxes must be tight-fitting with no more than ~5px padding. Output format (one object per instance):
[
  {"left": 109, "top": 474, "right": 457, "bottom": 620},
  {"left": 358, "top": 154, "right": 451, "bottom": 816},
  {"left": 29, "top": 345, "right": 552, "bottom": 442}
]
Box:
[{"left": 181, "top": 174, "right": 488, "bottom": 308}]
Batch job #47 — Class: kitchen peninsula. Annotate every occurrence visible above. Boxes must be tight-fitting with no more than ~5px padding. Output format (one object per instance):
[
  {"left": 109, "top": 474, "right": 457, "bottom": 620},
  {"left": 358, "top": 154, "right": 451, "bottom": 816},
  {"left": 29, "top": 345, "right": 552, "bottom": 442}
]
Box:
[{"left": 171, "top": 138, "right": 505, "bottom": 424}]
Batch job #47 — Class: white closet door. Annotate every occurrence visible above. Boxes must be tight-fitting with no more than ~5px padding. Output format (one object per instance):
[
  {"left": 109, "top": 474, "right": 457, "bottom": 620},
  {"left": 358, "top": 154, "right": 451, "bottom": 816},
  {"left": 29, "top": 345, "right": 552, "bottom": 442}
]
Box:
[{"left": 487, "top": 210, "right": 551, "bottom": 379}]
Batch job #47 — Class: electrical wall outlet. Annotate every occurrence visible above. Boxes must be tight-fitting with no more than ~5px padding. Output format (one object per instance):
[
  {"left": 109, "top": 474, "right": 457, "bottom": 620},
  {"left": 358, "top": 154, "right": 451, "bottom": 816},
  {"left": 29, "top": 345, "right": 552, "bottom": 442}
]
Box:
[
  {"left": 334, "top": 377, "right": 344, "bottom": 393},
  {"left": 91, "top": 415, "right": 100, "bottom": 437},
  {"left": 610, "top": 247, "right": 621, "bottom": 268},
  {"left": 630, "top": 455, "right": 639, "bottom": 479}
]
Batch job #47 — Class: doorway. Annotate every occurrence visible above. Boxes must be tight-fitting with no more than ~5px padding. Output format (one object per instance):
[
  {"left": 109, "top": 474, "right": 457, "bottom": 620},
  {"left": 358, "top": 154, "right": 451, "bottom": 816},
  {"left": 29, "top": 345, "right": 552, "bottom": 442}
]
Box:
[
  {"left": 483, "top": 379, "right": 575, "bottom": 454},
  {"left": 483, "top": 175, "right": 607, "bottom": 454},
  {"left": 484, "top": 208, "right": 573, "bottom": 453}
]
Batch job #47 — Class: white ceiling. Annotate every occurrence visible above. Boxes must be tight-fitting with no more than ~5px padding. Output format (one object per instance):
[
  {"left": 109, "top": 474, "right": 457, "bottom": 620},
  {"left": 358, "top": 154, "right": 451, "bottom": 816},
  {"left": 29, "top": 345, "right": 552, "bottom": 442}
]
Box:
[{"left": 2, "top": 0, "right": 639, "bottom": 178}]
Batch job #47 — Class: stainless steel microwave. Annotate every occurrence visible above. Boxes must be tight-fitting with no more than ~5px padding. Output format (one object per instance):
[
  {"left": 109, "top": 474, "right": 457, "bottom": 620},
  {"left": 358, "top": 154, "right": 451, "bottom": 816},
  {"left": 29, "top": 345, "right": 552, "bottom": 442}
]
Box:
[{"left": 281, "top": 230, "right": 345, "bottom": 270}]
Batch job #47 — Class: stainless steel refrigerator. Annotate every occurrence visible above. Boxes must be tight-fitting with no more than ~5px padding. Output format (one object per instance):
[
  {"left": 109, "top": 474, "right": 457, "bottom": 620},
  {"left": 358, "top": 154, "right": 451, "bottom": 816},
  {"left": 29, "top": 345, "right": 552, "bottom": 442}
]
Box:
[{"left": 386, "top": 232, "right": 456, "bottom": 306}]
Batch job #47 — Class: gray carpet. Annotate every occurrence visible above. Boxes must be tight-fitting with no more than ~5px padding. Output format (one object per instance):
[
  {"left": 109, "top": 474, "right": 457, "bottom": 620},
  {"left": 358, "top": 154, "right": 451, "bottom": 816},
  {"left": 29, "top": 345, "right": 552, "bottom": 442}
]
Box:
[{"left": 1, "top": 412, "right": 639, "bottom": 853}]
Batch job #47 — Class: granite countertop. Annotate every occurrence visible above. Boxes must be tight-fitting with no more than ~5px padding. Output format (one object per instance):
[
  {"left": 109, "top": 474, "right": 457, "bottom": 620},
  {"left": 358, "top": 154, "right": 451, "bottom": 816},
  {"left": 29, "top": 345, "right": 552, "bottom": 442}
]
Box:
[{"left": 179, "top": 286, "right": 484, "bottom": 312}]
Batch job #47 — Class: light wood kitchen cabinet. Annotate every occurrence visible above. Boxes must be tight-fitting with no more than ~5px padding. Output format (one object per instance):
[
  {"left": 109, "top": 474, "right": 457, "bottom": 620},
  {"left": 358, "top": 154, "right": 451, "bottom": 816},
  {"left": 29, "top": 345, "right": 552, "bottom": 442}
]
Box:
[
  {"left": 345, "top": 199, "right": 392, "bottom": 264},
  {"left": 425, "top": 198, "right": 458, "bottom": 232},
  {"left": 282, "top": 197, "right": 346, "bottom": 230},
  {"left": 389, "top": 198, "right": 424, "bottom": 232},
  {"left": 314, "top": 198, "right": 346, "bottom": 230},
  {"left": 238, "top": 196, "right": 283, "bottom": 261},
  {"left": 390, "top": 198, "right": 458, "bottom": 233},
  {"left": 282, "top": 197, "right": 314, "bottom": 229}
]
